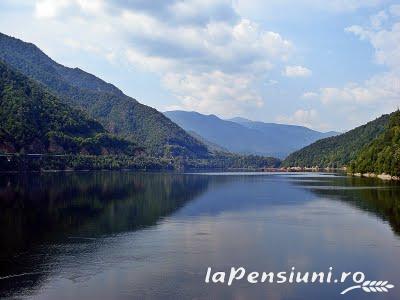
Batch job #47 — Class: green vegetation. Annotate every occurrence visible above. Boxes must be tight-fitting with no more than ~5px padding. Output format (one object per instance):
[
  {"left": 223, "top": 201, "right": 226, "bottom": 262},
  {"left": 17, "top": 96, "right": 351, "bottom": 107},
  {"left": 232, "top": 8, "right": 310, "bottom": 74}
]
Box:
[
  {"left": 0, "top": 155, "right": 173, "bottom": 172},
  {"left": 0, "top": 60, "right": 139, "bottom": 155},
  {"left": 0, "top": 32, "right": 209, "bottom": 158},
  {"left": 182, "top": 153, "right": 281, "bottom": 170},
  {"left": 283, "top": 113, "right": 390, "bottom": 168},
  {"left": 0, "top": 34, "right": 281, "bottom": 172},
  {"left": 349, "top": 110, "right": 400, "bottom": 176},
  {"left": 0, "top": 153, "right": 280, "bottom": 172}
]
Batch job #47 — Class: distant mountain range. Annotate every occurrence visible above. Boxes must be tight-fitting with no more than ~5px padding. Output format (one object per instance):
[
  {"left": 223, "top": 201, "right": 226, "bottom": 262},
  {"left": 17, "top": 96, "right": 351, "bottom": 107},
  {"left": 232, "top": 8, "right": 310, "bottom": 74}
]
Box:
[
  {"left": 0, "top": 32, "right": 209, "bottom": 158},
  {"left": 1, "top": 32, "right": 397, "bottom": 175},
  {"left": 164, "top": 110, "right": 339, "bottom": 158},
  {"left": 1, "top": 31, "right": 397, "bottom": 176},
  {"left": 0, "top": 32, "right": 285, "bottom": 172}
]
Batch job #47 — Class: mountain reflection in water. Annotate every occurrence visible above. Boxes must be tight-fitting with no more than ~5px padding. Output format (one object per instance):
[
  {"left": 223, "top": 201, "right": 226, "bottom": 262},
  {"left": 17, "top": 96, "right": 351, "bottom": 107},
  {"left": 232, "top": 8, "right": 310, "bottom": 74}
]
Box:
[{"left": 0, "top": 172, "right": 399, "bottom": 300}]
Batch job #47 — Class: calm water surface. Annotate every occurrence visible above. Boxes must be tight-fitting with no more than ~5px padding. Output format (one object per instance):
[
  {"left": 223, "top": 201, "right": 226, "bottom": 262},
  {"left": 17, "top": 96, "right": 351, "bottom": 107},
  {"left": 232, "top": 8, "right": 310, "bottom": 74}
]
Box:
[{"left": 0, "top": 172, "right": 400, "bottom": 299}]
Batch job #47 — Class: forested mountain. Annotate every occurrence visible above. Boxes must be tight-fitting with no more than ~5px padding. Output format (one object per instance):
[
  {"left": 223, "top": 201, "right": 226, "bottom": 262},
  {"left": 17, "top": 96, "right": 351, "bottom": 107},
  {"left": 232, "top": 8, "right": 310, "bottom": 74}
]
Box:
[
  {"left": 0, "top": 60, "right": 138, "bottom": 155},
  {"left": 0, "top": 32, "right": 209, "bottom": 158},
  {"left": 283, "top": 113, "right": 391, "bottom": 168},
  {"left": 349, "top": 110, "right": 400, "bottom": 176},
  {"left": 164, "top": 110, "right": 337, "bottom": 158}
]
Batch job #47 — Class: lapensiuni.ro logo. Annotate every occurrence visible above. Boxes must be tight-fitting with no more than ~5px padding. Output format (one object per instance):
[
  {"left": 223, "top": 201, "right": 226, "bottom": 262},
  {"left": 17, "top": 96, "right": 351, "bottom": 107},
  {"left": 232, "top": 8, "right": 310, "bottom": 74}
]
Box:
[{"left": 205, "top": 267, "right": 395, "bottom": 295}]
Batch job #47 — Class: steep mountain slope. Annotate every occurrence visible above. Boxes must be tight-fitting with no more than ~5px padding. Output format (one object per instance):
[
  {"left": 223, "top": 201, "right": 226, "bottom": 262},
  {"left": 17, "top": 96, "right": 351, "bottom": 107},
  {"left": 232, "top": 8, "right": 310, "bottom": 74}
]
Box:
[
  {"left": 349, "top": 110, "right": 400, "bottom": 176},
  {"left": 164, "top": 110, "right": 337, "bottom": 158},
  {"left": 0, "top": 60, "right": 137, "bottom": 155},
  {"left": 0, "top": 32, "right": 208, "bottom": 158},
  {"left": 283, "top": 113, "right": 391, "bottom": 168}
]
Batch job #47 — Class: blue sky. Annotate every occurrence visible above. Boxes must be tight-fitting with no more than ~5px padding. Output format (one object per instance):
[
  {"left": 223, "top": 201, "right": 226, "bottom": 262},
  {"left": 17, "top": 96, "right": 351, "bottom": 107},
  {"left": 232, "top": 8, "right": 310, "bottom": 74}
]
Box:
[{"left": 0, "top": 0, "right": 399, "bottom": 132}]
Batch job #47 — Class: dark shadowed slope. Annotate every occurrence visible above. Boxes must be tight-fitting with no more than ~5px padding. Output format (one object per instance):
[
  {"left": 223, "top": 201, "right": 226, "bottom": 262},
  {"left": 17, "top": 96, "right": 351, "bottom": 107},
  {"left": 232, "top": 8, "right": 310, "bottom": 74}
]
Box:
[
  {"left": 0, "top": 60, "right": 137, "bottom": 155},
  {"left": 0, "top": 32, "right": 209, "bottom": 158}
]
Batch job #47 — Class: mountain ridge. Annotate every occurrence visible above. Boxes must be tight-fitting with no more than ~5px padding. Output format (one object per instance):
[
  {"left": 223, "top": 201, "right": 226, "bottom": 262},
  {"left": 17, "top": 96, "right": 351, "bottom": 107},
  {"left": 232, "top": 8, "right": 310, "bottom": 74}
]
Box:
[
  {"left": 0, "top": 60, "right": 138, "bottom": 155},
  {"left": 282, "top": 113, "right": 392, "bottom": 168},
  {"left": 164, "top": 110, "right": 338, "bottom": 158},
  {"left": 0, "top": 32, "right": 209, "bottom": 158}
]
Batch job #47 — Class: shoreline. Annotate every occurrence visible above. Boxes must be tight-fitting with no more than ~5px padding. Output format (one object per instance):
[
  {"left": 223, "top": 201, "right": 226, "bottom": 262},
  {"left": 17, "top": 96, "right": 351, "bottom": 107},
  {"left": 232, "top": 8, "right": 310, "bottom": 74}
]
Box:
[
  {"left": 1, "top": 166, "right": 398, "bottom": 181},
  {"left": 349, "top": 172, "right": 400, "bottom": 181},
  {"left": 278, "top": 166, "right": 400, "bottom": 181},
  {"left": 0, "top": 167, "right": 344, "bottom": 174}
]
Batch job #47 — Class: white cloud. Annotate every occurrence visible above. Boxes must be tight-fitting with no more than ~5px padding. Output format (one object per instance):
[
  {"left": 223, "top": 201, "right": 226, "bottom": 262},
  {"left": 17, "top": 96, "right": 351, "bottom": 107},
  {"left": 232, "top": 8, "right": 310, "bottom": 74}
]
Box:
[
  {"left": 346, "top": 22, "right": 400, "bottom": 69},
  {"left": 389, "top": 4, "right": 400, "bottom": 17},
  {"left": 119, "top": 9, "right": 293, "bottom": 114},
  {"left": 75, "top": 0, "right": 104, "bottom": 14},
  {"left": 233, "top": 0, "right": 385, "bottom": 22},
  {"left": 125, "top": 48, "right": 175, "bottom": 73},
  {"left": 27, "top": 0, "right": 302, "bottom": 115},
  {"left": 310, "top": 8, "right": 400, "bottom": 117},
  {"left": 302, "top": 92, "right": 318, "bottom": 99},
  {"left": 35, "top": 0, "right": 105, "bottom": 19},
  {"left": 319, "top": 72, "right": 400, "bottom": 105},
  {"left": 283, "top": 65, "right": 312, "bottom": 77},
  {"left": 119, "top": 11, "right": 292, "bottom": 69},
  {"left": 34, "top": 0, "right": 70, "bottom": 18},
  {"left": 31, "top": 0, "right": 296, "bottom": 115},
  {"left": 267, "top": 79, "right": 278, "bottom": 86},
  {"left": 168, "top": 0, "right": 237, "bottom": 24},
  {"left": 345, "top": 25, "right": 368, "bottom": 39},
  {"left": 370, "top": 10, "right": 388, "bottom": 29},
  {"left": 162, "top": 71, "right": 264, "bottom": 116},
  {"left": 276, "top": 109, "right": 327, "bottom": 130},
  {"left": 3, "top": 0, "right": 394, "bottom": 131}
]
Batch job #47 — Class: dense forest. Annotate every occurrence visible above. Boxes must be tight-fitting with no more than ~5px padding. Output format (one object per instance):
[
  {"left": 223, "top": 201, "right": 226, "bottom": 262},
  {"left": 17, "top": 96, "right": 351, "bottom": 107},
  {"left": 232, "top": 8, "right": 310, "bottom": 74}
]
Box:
[
  {"left": 0, "top": 57, "right": 280, "bottom": 172},
  {"left": 349, "top": 110, "right": 400, "bottom": 177},
  {"left": 0, "top": 153, "right": 281, "bottom": 172},
  {"left": 0, "top": 32, "right": 209, "bottom": 158},
  {"left": 282, "top": 113, "right": 391, "bottom": 168},
  {"left": 0, "top": 60, "right": 139, "bottom": 155}
]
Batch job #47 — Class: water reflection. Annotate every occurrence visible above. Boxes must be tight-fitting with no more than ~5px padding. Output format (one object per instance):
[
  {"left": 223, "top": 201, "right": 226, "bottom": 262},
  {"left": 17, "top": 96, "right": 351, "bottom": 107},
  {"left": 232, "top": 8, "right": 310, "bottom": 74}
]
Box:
[
  {"left": 0, "top": 172, "right": 210, "bottom": 298},
  {"left": 0, "top": 172, "right": 399, "bottom": 299},
  {"left": 289, "top": 174, "right": 400, "bottom": 235}
]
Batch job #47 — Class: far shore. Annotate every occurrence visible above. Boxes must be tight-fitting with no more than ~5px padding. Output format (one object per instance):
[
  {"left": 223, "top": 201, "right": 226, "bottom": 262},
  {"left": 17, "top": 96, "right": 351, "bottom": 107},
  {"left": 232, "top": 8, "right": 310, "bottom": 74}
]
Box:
[
  {"left": 0, "top": 166, "right": 398, "bottom": 181},
  {"left": 276, "top": 166, "right": 399, "bottom": 181},
  {"left": 349, "top": 172, "right": 400, "bottom": 181}
]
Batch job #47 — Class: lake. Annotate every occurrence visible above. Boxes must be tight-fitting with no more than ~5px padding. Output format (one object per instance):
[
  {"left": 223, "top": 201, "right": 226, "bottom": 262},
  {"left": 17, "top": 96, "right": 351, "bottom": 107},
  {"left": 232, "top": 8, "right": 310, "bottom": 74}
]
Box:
[{"left": 0, "top": 172, "right": 399, "bottom": 299}]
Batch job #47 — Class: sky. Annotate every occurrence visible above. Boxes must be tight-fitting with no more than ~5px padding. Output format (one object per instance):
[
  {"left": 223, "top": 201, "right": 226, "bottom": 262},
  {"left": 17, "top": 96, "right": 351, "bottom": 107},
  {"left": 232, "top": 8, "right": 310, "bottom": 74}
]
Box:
[{"left": 0, "top": 0, "right": 399, "bottom": 132}]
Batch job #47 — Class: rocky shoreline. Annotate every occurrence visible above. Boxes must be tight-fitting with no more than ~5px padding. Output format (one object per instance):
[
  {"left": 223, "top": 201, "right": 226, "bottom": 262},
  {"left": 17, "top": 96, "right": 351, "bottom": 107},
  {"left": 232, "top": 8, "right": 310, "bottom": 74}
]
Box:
[
  {"left": 350, "top": 172, "right": 399, "bottom": 181},
  {"left": 278, "top": 166, "right": 399, "bottom": 181}
]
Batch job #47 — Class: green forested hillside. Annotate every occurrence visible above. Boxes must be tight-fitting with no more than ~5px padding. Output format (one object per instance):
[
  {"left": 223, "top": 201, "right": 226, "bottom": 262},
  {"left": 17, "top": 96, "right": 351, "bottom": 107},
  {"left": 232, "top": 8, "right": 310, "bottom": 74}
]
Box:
[
  {"left": 0, "top": 32, "right": 209, "bottom": 158},
  {"left": 0, "top": 60, "right": 138, "bottom": 155},
  {"left": 283, "top": 113, "right": 391, "bottom": 168},
  {"left": 349, "top": 110, "right": 400, "bottom": 176}
]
